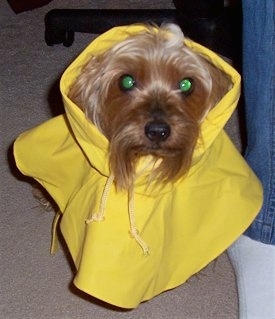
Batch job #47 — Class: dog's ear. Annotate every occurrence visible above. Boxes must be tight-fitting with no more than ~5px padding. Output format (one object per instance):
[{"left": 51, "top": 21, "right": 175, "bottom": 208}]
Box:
[
  {"left": 68, "top": 55, "right": 103, "bottom": 120},
  {"left": 204, "top": 58, "right": 232, "bottom": 109}
]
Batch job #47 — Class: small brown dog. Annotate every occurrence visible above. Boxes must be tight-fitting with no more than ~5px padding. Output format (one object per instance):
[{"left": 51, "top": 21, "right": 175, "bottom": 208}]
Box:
[{"left": 69, "top": 23, "right": 230, "bottom": 190}]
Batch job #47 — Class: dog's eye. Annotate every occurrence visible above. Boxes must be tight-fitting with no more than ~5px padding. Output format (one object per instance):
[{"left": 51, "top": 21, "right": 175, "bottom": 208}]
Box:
[
  {"left": 119, "top": 74, "right": 136, "bottom": 91},
  {"left": 179, "top": 78, "right": 193, "bottom": 95}
]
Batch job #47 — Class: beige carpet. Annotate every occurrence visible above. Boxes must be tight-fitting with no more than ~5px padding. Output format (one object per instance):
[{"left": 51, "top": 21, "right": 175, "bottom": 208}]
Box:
[{"left": 1, "top": 0, "right": 240, "bottom": 318}]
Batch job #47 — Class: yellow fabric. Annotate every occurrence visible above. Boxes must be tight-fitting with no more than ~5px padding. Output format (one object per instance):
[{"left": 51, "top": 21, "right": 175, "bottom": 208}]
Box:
[{"left": 14, "top": 25, "right": 263, "bottom": 308}]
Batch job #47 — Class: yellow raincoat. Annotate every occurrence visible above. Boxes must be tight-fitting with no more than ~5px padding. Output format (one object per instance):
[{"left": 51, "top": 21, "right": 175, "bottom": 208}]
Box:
[{"left": 14, "top": 25, "right": 263, "bottom": 309}]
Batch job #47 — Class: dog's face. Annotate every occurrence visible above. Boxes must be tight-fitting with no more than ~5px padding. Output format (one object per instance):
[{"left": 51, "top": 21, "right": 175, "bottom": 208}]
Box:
[{"left": 69, "top": 24, "right": 230, "bottom": 189}]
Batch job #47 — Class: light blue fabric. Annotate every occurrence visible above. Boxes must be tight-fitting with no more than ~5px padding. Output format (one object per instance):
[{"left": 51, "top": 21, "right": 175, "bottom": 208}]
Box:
[{"left": 242, "top": 0, "right": 275, "bottom": 244}]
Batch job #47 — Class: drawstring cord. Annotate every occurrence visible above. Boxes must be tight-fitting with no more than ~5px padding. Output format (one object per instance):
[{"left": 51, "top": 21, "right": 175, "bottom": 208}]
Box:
[
  {"left": 85, "top": 173, "right": 150, "bottom": 255},
  {"left": 128, "top": 186, "right": 150, "bottom": 255},
  {"left": 85, "top": 173, "right": 115, "bottom": 224}
]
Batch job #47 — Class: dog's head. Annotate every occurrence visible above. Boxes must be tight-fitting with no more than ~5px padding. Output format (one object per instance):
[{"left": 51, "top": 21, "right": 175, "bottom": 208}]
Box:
[{"left": 69, "top": 24, "right": 231, "bottom": 189}]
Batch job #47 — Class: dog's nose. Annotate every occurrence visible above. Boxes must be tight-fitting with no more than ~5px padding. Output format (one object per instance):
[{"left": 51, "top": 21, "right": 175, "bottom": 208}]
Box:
[{"left": 145, "top": 121, "right": 170, "bottom": 142}]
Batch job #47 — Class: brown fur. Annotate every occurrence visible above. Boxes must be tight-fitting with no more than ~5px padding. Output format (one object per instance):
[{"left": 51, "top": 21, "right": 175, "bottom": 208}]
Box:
[{"left": 68, "top": 24, "right": 231, "bottom": 190}]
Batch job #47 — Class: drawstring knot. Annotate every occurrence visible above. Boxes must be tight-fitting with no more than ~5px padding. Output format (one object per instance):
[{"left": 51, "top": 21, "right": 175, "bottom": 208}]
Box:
[{"left": 85, "top": 214, "right": 105, "bottom": 224}]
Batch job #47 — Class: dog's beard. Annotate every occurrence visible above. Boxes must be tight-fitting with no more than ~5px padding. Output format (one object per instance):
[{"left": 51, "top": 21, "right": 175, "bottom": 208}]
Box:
[{"left": 108, "top": 122, "right": 199, "bottom": 190}]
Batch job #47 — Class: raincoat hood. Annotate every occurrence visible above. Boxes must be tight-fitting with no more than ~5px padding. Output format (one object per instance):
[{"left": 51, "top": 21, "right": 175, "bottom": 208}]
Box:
[{"left": 14, "top": 25, "right": 262, "bottom": 308}]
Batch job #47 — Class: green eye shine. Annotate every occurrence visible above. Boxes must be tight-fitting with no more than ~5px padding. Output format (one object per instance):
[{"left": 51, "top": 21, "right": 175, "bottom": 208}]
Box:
[
  {"left": 120, "top": 74, "right": 136, "bottom": 90},
  {"left": 179, "top": 78, "right": 193, "bottom": 94}
]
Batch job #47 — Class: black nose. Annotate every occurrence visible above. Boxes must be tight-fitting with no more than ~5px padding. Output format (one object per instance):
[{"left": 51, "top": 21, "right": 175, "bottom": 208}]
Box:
[{"left": 145, "top": 121, "right": 170, "bottom": 142}]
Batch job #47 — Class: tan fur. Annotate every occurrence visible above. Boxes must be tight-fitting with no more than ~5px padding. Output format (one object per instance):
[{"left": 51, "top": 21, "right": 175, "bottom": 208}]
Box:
[{"left": 68, "top": 24, "right": 231, "bottom": 190}]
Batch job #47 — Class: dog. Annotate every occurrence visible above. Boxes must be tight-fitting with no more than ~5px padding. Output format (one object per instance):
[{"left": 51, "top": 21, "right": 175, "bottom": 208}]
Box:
[
  {"left": 14, "top": 23, "right": 263, "bottom": 308},
  {"left": 68, "top": 23, "right": 231, "bottom": 190}
]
